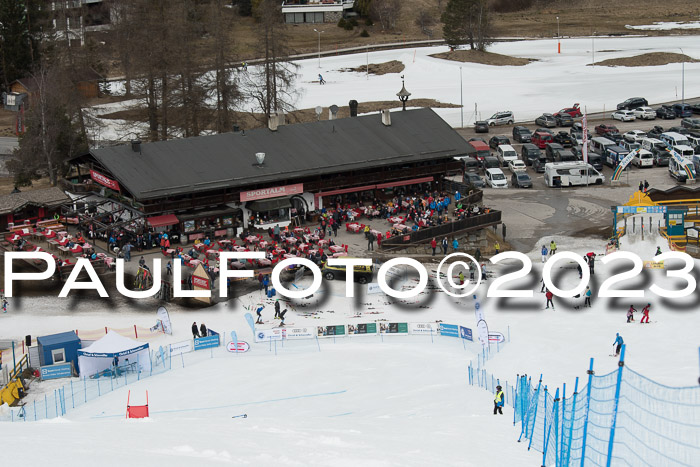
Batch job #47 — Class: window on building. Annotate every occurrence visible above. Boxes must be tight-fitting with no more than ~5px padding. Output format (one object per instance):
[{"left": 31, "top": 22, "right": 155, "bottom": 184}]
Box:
[{"left": 52, "top": 348, "right": 66, "bottom": 364}]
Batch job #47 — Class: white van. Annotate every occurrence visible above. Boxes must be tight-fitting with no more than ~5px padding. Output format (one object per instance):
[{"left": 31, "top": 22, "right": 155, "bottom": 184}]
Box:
[
  {"left": 545, "top": 162, "right": 605, "bottom": 187},
  {"left": 673, "top": 145, "right": 695, "bottom": 159},
  {"left": 496, "top": 144, "right": 518, "bottom": 165},
  {"left": 485, "top": 168, "right": 508, "bottom": 188},
  {"left": 660, "top": 132, "right": 690, "bottom": 149},
  {"left": 589, "top": 136, "right": 615, "bottom": 155},
  {"left": 632, "top": 149, "right": 654, "bottom": 167},
  {"left": 669, "top": 157, "right": 697, "bottom": 182},
  {"left": 641, "top": 137, "right": 667, "bottom": 153}
]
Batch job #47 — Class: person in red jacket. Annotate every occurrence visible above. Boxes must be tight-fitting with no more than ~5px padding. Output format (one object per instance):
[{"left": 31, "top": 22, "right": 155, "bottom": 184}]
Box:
[
  {"left": 545, "top": 289, "right": 554, "bottom": 309},
  {"left": 431, "top": 237, "right": 437, "bottom": 256},
  {"left": 640, "top": 303, "right": 651, "bottom": 324}
]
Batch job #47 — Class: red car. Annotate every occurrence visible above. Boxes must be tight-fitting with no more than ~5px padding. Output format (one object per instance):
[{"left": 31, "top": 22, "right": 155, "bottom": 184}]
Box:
[
  {"left": 554, "top": 103, "right": 582, "bottom": 118},
  {"left": 595, "top": 123, "right": 619, "bottom": 136},
  {"left": 531, "top": 131, "right": 554, "bottom": 149}
]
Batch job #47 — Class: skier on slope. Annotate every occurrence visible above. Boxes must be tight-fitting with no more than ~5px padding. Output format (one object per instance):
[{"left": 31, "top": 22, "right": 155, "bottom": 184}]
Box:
[
  {"left": 274, "top": 299, "right": 281, "bottom": 319},
  {"left": 613, "top": 333, "right": 624, "bottom": 356},
  {"left": 627, "top": 305, "right": 637, "bottom": 323},
  {"left": 640, "top": 303, "right": 651, "bottom": 324},
  {"left": 655, "top": 246, "right": 662, "bottom": 256},
  {"left": 545, "top": 289, "right": 554, "bottom": 309},
  {"left": 279, "top": 309, "right": 287, "bottom": 327},
  {"left": 459, "top": 271, "right": 465, "bottom": 286},
  {"left": 541, "top": 245, "right": 548, "bottom": 263},
  {"left": 493, "top": 385, "right": 504, "bottom": 415},
  {"left": 584, "top": 286, "right": 592, "bottom": 308},
  {"left": 256, "top": 305, "right": 264, "bottom": 324}
]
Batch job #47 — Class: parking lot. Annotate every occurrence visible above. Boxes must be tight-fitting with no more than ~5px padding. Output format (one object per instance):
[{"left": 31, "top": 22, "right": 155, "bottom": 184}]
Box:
[{"left": 453, "top": 104, "right": 700, "bottom": 251}]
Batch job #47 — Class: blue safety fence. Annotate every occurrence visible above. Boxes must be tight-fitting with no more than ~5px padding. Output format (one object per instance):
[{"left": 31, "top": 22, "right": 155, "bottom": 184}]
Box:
[
  {"left": 470, "top": 345, "right": 700, "bottom": 466},
  {"left": 3, "top": 324, "right": 510, "bottom": 423}
]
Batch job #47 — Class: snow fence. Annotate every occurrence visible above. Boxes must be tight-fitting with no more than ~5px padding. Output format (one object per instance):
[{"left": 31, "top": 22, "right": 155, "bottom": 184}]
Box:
[{"left": 470, "top": 345, "right": 700, "bottom": 466}]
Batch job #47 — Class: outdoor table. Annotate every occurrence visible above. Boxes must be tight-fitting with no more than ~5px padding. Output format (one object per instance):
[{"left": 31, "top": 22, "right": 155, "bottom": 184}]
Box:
[
  {"left": 347, "top": 224, "right": 361, "bottom": 233},
  {"left": 103, "top": 257, "right": 114, "bottom": 267},
  {"left": 285, "top": 237, "right": 298, "bottom": 244},
  {"left": 332, "top": 252, "right": 348, "bottom": 257},
  {"left": 230, "top": 261, "right": 246, "bottom": 269},
  {"left": 317, "top": 239, "right": 330, "bottom": 246},
  {"left": 258, "top": 258, "right": 272, "bottom": 267},
  {"left": 165, "top": 248, "right": 175, "bottom": 255},
  {"left": 329, "top": 245, "right": 344, "bottom": 253},
  {"left": 389, "top": 217, "right": 403, "bottom": 224},
  {"left": 370, "top": 229, "right": 382, "bottom": 236},
  {"left": 58, "top": 246, "right": 70, "bottom": 257},
  {"left": 245, "top": 236, "right": 259, "bottom": 243},
  {"left": 394, "top": 224, "right": 407, "bottom": 230},
  {"left": 273, "top": 248, "right": 286, "bottom": 255},
  {"left": 233, "top": 246, "right": 248, "bottom": 252},
  {"left": 190, "top": 259, "right": 201, "bottom": 266},
  {"left": 293, "top": 227, "right": 305, "bottom": 234},
  {"left": 283, "top": 254, "right": 298, "bottom": 259},
  {"left": 47, "top": 240, "right": 59, "bottom": 251},
  {"left": 182, "top": 254, "right": 192, "bottom": 261},
  {"left": 298, "top": 243, "right": 309, "bottom": 251},
  {"left": 218, "top": 239, "right": 231, "bottom": 245},
  {"left": 308, "top": 249, "right": 319, "bottom": 256},
  {"left": 259, "top": 241, "right": 269, "bottom": 248}
]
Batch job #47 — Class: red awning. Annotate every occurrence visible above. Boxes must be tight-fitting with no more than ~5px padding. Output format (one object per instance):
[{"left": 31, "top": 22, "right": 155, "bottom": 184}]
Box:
[
  {"left": 375, "top": 176, "right": 434, "bottom": 190},
  {"left": 146, "top": 214, "right": 179, "bottom": 228},
  {"left": 315, "top": 184, "right": 377, "bottom": 199}
]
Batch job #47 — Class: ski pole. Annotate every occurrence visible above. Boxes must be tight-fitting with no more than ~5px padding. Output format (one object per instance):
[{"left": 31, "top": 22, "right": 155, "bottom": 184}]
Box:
[{"left": 232, "top": 414, "right": 248, "bottom": 419}]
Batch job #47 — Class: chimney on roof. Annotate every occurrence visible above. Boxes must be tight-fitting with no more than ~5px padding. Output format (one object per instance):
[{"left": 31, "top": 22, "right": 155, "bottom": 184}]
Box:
[
  {"left": 381, "top": 109, "right": 391, "bottom": 126},
  {"left": 268, "top": 113, "right": 279, "bottom": 131},
  {"left": 255, "top": 152, "right": 266, "bottom": 166},
  {"left": 349, "top": 100, "right": 358, "bottom": 117},
  {"left": 131, "top": 140, "right": 141, "bottom": 153},
  {"left": 328, "top": 104, "right": 339, "bottom": 121},
  {"left": 278, "top": 111, "right": 286, "bottom": 126}
]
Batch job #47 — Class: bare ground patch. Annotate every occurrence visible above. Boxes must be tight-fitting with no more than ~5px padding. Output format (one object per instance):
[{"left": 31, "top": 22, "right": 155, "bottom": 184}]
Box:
[
  {"left": 99, "top": 98, "right": 460, "bottom": 135},
  {"left": 589, "top": 52, "right": 700, "bottom": 67},
  {"left": 430, "top": 49, "right": 535, "bottom": 66},
  {"left": 340, "top": 60, "right": 405, "bottom": 75}
]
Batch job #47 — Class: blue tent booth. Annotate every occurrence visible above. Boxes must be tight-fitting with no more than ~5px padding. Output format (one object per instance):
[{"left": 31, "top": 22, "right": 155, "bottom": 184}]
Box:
[{"left": 37, "top": 331, "right": 81, "bottom": 371}]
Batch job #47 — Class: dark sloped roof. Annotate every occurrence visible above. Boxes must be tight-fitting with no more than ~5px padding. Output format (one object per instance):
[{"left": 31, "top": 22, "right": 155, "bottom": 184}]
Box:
[
  {"left": 0, "top": 187, "right": 70, "bottom": 215},
  {"left": 88, "top": 108, "right": 471, "bottom": 201}
]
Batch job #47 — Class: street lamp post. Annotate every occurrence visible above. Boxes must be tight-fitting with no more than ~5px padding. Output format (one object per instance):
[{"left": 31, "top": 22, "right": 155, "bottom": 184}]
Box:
[
  {"left": 313, "top": 29, "right": 324, "bottom": 68},
  {"left": 679, "top": 47, "right": 685, "bottom": 104},
  {"left": 557, "top": 16, "right": 560, "bottom": 54},
  {"left": 592, "top": 32, "right": 596, "bottom": 66},
  {"left": 397, "top": 76, "right": 411, "bottom": 111}
]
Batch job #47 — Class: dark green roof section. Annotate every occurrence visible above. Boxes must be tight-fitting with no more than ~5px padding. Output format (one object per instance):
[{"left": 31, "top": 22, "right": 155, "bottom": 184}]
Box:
[{"left": 89, "top": 108, "right": 470, "bottom": 201}]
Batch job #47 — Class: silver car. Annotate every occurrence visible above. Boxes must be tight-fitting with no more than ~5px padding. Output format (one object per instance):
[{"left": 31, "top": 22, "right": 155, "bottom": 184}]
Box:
[{"left": 486, "top": 111, "right": 515, "bottom": 127}]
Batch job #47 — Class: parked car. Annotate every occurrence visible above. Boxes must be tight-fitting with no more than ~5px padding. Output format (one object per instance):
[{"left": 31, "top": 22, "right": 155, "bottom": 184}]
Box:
[
  {"left": 612, "top": 110, "right": 636, "bottom": 122},
  {"left": 511, "top": 172, "right": 533, "bottom": 188},
  {"left": 632, "top": 150, "right": 654, "bottom": 168},
  {"left": 656, "top": 105, "right": 676, "bottom": 120},
  {"left": 485, "top": 168, "right": 508, "bottom": 188},
  {"left": 681, "top": 118, "right": 700, "bottom": 130},
  {"left": 462, "top": 157, "right": 481, "bottom": 173},
  {"left": 535, "top": 113, "right": 556, "bottom": 128},
  {"left": 507, "top": 159, "right": 527, "bottom": 173},
  {"left": 532, "top": 156, "right": 548, "bottom": 173},
  {"left": 474, "top": 121, "right": 489, "bottom": 133},
  {"left": 607, "top": 132, "right": 623, "bottom": 143},
  {"left": 646, "top": 125, "right": 665, "bottom": 139},
  {"left": 623, "top": 130, "right": 646, "bottom": 142},
  {"left": 588, "top": 153, "right": 605, "bottom": 172},
  {"left": 667, "top": 126, "right": 690, "bottom": 135},
  {"left": 486, "top": 111, "right": 515, "bottom": 126},
  {"left": 673, "top": 103, "right": 693, "bottom": 118},
  {"left": 690, "top": 103, "right": 700, "bottom": 115},
  {"left": 554, "top": 113, "right": 574, "bottom": 127},
  {"left": 632, "top": 106, "right": 656, "bottom": 120},
  {"left": 532, "top": 131, "right": 554, "bottom": 149},
  {"left": 465, "top": 171, "right": 486, "bottom": 188},
  {"left": 554, "top": 104, "right": 582, "bottom": 118},
  {"left": 521, "top": 143, "right": 542, "bottom": 166},
  {"left": 595, "top": 123, "right": 619, "bottom": 136},
  {"left": 553, "top": 131, "right": 574, "bottom": 147},
  {"left": 322, "top": 263, "right": 373, "bottom": 284},
  {"left": 481, "top": 156, "right": 501, "bottom": 172},
  {"left": 469, "top": 137, "right": 487, "bottom": 143},
  {"left": 489, "top": 135, "right": 511, "bottom": 150},
  {"left": 536, "top": 127, "right": 555, "bottom": 135},
  {"left": 512, "top": 126, "right": 532, "bottom": 143},
  {"left": 545, "top": 142, "right": 565, "bottom": 162},
  {"left": 497, "top": 144, "right": 519, "bottom": 165},
  {"left": 653, "top": 151, "right": 670, "bottom": 166},
  {"left": 617, "top": 97, "right": 648, "bottom": 110},
  {"left": 620, "top": 139, "right": 641, "bottom": 153}
]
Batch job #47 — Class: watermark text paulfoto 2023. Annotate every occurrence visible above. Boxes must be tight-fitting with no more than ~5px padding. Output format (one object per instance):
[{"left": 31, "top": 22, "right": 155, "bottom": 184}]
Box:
[{"left": 2, "top": 251, "right": 694, "bottom": 300}]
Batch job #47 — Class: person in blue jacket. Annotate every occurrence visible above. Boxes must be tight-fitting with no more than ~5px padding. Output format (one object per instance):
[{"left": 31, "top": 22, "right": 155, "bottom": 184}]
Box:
[
  {"left": 452, "top": 238, "right": 459, "bottom": 252},
  {"left": 541, "top": 244, "right": 548, "bottom": 263},
  {"left": 613, "top": 333, "right": 624, "bottom": 356},
  {"left": 493, "top": 385, "right": 504, "bottom": 415}
]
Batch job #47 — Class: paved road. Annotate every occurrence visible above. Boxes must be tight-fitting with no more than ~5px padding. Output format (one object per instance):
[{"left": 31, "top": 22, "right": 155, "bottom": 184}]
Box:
[{"left": 456, "top": 116, "right": 698, "bottom": 252}]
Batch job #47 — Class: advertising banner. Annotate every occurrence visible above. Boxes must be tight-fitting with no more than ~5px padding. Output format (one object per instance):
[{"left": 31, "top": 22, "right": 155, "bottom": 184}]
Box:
[
  {"left": 226, "top": 341, "right": 250, "bottom": 353},
  {"left": 156, "top": 306, "right": 172, "bottom": 334},
  {"left": 379, "top": 322, "right": 409, "bottom": 334},
  {"left": 285, "top": 327, "right": 316, "bottom": 340},
  {"left": 348, "top": 323, "right": 378, "bottom": 335},
  {"left": 40, "top": 362, "right": 73, "bottom": 380},
  {"left": 194, "top": 334, "right": 220, "bottom": 351},
  {"left": 460, "top": 326, "right": 473, "bottom": 341},
  {"left": 90, "top": 170, "right": 120, "bottom": 191},
  {"left": 409, "top": 322, "right": 438, "bottom": 335},
  {"left": 255, "top": 328, "right": 286, "bottom": 342},
  {"left": 317, "top": 325, "right": 346, "bottom": 337},
  {"left": 366, "top": 283, "right": 383, "bottom": 295},
  {"left": 439, "top": 323, "right": 459, "bottom": 338},
  {"left": 169, "top": 340, "right": 192, "bottom": 356},
  {"left": 240, "top": 183, "right": 303, "bottom": 202},
  {"left": 476, "top": 319, "right": 489, "bottom": 349},
  {"left": 643, "top": 261, "right": 665, "bottom": 269},
  {"left": 191, "top": 263, "right": 211, "bottom": 304},
  {"left": 488, "top": 332, "right": 505, "bottom": 343}
]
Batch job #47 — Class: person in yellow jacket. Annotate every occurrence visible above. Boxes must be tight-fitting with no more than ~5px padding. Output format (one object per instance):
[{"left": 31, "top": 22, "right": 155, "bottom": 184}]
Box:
[
  {"left": 550, "top": 240, "right": 557, "bottom": 255},
  {"left": 494, "top": 385, "right": 504, "bottom": 415},
  {"left": 494, "top": 241, "right": 500, "bottom": 255}
]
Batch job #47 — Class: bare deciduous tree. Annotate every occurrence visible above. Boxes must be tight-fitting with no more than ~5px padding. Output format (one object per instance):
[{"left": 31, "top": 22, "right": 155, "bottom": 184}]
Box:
[{"left": 371, "top": 0, "right": 403, "bottom": 31}]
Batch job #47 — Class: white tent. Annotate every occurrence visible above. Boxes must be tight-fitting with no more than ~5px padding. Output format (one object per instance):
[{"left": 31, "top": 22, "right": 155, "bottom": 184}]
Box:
[{"left": 77, "top": 331, "right": 151, "bottom": 377}]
